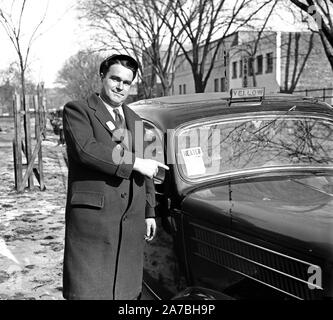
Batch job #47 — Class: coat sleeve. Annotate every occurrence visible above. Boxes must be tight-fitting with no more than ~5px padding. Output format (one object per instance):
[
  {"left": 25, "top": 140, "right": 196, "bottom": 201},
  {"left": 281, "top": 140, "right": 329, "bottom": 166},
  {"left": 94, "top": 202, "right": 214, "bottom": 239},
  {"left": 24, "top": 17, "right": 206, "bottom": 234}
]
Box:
[
  {"left": 63, "top": 101, "right": 134, "bottom": 179},
  {"left": 145, "top": 176, "right": 156, "bottom": 218}
]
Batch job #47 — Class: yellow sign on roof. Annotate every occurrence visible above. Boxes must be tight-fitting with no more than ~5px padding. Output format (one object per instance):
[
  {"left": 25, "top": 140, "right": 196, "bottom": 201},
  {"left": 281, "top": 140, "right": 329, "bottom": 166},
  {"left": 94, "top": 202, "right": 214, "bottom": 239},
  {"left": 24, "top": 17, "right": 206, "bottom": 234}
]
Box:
[{"left": 231, "top": 87, "right": 265, "bottom": 99}]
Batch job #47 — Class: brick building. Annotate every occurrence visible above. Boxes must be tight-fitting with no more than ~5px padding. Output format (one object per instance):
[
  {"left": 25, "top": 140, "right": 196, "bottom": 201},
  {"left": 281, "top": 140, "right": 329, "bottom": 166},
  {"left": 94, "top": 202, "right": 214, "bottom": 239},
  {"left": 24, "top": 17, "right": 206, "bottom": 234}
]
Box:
[
  {"left": 173, "top": 35, "right": 235, "bottom": 95},
  {"left": 141, "top": 45, "right": 176, "bottom": 98},
  {"left": 171, "top": 30, "right": 333, "bottom": 104}
]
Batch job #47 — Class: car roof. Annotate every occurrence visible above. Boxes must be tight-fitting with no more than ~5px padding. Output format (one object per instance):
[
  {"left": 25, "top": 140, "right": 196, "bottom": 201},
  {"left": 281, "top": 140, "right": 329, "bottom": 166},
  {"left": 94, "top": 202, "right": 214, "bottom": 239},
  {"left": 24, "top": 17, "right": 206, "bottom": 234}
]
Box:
[{"left": 129, "top": 92, "right": 333, "bottom": 131}]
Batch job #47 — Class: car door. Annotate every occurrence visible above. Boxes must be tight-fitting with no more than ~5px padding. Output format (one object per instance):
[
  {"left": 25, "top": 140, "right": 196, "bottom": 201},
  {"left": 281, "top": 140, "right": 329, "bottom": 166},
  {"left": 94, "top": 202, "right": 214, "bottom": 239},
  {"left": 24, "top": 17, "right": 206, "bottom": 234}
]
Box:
[
  {"left": 180, "top": 184, "right": 242, "bottom": 295},
  {"left": 142, "top": 120, "right": 188, "bottom": 299}
]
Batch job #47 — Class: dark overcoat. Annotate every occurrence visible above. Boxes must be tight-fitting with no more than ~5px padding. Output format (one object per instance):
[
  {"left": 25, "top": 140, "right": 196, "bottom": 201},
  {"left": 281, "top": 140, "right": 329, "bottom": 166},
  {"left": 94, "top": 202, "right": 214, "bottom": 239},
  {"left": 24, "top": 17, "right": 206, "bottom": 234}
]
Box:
[{"left": 62, "top": 93, "right": 155, "bottom": 300}]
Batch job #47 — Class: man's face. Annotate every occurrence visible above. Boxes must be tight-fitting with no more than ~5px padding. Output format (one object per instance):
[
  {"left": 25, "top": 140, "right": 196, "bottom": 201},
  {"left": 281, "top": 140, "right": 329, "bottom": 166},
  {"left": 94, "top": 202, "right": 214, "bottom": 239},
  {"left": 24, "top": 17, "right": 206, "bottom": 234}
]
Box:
[{"left": 101, "top": 64, "right": 134, "bottom": 106}]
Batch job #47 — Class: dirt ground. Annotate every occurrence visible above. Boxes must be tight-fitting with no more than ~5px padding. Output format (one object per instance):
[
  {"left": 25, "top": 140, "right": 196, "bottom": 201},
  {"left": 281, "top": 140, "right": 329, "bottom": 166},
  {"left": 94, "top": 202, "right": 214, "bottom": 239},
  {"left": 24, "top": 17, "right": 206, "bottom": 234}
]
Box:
[{"left": 0, "top": 117, "right": 67, "bottom": 300}]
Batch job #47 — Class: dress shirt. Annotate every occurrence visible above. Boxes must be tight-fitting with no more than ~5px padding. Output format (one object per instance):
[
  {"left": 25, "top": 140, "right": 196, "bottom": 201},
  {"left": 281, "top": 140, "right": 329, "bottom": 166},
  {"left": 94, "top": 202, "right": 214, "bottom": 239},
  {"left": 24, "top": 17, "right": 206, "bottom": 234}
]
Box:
[{"left": 100, "top": 98, "right": 125, "bottom": 124}]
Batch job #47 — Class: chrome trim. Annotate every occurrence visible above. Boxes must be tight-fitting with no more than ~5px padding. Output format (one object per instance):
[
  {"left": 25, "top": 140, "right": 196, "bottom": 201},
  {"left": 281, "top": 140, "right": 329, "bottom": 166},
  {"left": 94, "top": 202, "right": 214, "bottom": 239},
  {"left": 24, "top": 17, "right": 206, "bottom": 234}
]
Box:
[
  {"left": 190, "top": 222, "right": 319, "bottom": 269},
  {"left": 191, "top": 237, "right": 322, "bottom": 290},
  {"left": 193, "top": 252, "right": 303, "bottom": 300},
  {"left": 188, "top": 222, "right": 323, "bottom": 299},
  {"left": 142, "top": 280, "right": 162, "bottom": 300}
]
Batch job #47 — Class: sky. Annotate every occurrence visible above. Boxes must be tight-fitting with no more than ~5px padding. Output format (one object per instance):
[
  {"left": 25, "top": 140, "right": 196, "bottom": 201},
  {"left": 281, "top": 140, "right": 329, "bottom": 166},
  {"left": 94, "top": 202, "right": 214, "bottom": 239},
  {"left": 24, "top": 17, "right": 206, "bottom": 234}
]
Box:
[
  {"left": 0, "top": 0, "right": 314, "bottom": 89},
  {"left": 0, "top": 0, "right": 91, "bottom": 88}
]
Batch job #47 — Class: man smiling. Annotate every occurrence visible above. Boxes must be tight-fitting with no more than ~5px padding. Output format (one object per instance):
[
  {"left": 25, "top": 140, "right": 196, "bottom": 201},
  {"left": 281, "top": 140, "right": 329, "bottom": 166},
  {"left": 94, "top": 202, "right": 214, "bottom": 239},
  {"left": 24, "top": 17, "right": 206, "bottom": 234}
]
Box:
[{"left": 62, "top": 54, "right": 168, "bottom": 300}]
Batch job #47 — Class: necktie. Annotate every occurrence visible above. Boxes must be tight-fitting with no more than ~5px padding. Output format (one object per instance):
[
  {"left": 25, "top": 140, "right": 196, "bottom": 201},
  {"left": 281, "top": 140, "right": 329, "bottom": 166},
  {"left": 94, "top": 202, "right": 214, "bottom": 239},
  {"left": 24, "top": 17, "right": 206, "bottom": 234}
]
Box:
[
  {"left": 113, "top": 108, "right": 125, "bottom": 129},
  {"left": 113, "top": 107, "right": 126, "bottom": 145}
]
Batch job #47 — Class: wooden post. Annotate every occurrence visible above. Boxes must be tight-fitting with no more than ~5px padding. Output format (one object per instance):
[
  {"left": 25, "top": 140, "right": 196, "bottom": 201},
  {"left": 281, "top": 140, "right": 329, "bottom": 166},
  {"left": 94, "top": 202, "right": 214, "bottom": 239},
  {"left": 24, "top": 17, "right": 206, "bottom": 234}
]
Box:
[
  {"left": 37, "top": 83, "right": 47, "bottom": 138},
  {"left": 13, "top": 94, "right": 23, "bottom": 191},
  {"left": 24, "top": 95, "right": 34, "bottom": 189},
  {"left": 12, "top": 140, "right": 17, "bottom": 190},
  {"left": 33, "top": 93, "right": 38, "bottom": 140},
  {"left": 18, "top": 138, "right": 42, "bottom": 193},
  {"left": 34, "top": 94, "right": 45, "bottom": 190}
]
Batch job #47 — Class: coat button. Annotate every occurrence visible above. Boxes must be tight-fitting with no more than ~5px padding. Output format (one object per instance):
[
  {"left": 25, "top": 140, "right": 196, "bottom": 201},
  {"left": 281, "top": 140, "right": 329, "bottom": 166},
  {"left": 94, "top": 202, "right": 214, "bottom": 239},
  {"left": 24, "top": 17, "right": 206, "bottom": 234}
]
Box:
[{"left": 121, "top": 192, "right": 127, "bottom": 198}]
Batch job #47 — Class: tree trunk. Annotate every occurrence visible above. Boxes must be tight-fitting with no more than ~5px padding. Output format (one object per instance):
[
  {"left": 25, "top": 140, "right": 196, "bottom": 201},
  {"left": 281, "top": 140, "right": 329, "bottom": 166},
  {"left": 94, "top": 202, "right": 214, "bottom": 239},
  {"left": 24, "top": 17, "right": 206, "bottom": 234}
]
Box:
[
  {"left": 192, "top": 68, "right": 205, "bottom": 93},
  {"left": 319, "top": 31, "right": 333, "bottom": 71}
]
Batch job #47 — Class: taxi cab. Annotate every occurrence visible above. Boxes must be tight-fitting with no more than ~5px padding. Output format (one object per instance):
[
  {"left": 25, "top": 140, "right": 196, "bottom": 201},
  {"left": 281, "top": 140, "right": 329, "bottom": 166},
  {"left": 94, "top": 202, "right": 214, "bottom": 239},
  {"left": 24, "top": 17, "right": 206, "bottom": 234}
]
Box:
[{"left": 129, "top": 88, "right": 333, "bottom": 300}]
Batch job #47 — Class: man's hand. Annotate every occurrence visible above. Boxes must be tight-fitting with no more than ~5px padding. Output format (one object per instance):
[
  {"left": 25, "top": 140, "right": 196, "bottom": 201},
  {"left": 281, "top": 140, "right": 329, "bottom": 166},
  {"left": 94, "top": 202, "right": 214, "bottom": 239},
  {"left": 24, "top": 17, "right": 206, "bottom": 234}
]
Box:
[
  {"left": 133, "top": 158, "right": 169, "bottom": 179},
  {"left": 145, "top": 218, "right": 156, "bottom": 242}
]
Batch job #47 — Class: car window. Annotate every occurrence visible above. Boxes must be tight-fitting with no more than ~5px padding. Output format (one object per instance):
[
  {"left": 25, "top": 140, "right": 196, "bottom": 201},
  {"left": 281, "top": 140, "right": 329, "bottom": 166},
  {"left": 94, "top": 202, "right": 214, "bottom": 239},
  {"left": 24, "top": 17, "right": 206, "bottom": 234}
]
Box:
[
  {"left": 143, "top": 120, "right": 166, "bottom": 183},
  {"left": 143, "top": 120, "right": 164, "bottom": 162},
  {"left": 175, "top": 114, "right": 333, "bottom": 180}
]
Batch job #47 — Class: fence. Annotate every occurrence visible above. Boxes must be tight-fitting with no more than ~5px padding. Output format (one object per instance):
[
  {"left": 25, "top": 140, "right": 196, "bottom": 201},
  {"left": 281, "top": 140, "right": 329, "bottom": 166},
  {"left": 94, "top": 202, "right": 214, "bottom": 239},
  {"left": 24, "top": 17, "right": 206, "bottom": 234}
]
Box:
[
  {"left": 293, "top": 88, "right": 333, "bottom": 105},
  {"left": 12, "top": 91, "right": 47, "bottom": 193}
]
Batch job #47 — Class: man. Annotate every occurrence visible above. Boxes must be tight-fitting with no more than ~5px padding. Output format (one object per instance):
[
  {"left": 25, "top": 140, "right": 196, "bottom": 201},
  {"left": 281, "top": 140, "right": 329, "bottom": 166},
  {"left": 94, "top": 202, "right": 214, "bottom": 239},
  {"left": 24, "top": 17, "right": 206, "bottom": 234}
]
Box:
[{"left": 62, "top": 54, "right": 168, "bottom": 300}]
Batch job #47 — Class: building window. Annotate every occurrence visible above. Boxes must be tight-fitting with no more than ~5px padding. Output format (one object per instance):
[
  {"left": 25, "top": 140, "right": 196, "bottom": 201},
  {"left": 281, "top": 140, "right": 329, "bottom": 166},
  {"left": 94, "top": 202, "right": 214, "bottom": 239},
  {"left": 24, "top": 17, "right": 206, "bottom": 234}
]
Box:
[
  {"left": 232, "top": 61, "right": 237, "bottom": 78},
  {"left": 183, "top": 84, "right": 186, "bottom": 94},
  {"left": 179, "top": 85, "right": 182, "bottom": 94},
  {"left": 256, "top": 55, "right": 263, "bottom": 74},
  {"left": 239, "top": 59, "right": 243, "bottom": 77},
  {"left": 248, "top": 57, "right": 254, "bottom": 76},
  {"left": 220, "top": 78, "right": 226, "bottom": 92},
  {"left": 214, "top": 79, "right": 219, "bottom": 92},
  {"left": 266, "top": 52, "right": 273, "bottom": 73}
]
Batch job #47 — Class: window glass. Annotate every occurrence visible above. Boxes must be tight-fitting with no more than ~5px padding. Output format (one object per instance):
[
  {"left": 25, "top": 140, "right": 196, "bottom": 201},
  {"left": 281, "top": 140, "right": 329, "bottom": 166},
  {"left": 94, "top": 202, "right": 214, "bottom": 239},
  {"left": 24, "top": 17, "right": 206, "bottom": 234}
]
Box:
[
  {"left": 232, "top": 61, "right": 237, "bottom": 78},
  {"left": 220, "top": 78, "right": 226, "bottom": 92},
  {"left": 143, "top": 120, "right": 165, "bottom": 165},
  {"left": 266, "top": 52, "right": 273, "bottom": 73},
  {"left": 214, "top": 79, "right": 219, "bottom": 92},
  {"left": 257, "top": 55, "right": 263, "bottom": 74},
  {"left": 248, "top": 57, "right": 254, "bottom": 76},
  {"left": 175, "top": 115, "right": 333, "bottom": 180}
]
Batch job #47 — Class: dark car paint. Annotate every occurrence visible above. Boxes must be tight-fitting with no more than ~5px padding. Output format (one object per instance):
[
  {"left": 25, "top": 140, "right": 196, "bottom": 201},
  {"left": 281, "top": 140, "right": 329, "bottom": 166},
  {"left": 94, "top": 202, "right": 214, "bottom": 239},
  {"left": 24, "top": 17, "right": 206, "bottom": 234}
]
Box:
[
  {"left": 131, "top": 93, "right": 333, "bottom": 133},
  {"left": 129, "top": 93, "right": 333, "bottom": 300},
  {"left": 182, "top": 175, "right": 333, "bottom": 255}
]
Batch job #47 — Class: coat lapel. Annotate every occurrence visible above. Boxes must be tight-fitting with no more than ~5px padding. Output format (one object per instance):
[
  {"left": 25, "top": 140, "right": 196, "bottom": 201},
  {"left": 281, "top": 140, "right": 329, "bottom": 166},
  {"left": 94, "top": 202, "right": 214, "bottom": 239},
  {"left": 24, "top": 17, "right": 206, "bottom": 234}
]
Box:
[
  {"left": 87, "top": 94, "right": 137, "bottom": 152},
  {"left": 87, "top": 93, "right": 117, "bottom": 134},
  {"left": 122, "top": 104, "right": 136, "bottom": 153}
]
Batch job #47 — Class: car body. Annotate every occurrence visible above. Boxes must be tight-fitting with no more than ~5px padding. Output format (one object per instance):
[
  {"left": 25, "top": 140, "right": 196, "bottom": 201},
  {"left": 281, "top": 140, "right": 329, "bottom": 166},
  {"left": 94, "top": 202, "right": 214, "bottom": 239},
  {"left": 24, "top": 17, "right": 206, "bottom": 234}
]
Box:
[{"left": 129, "top": 89, "right": 333, "bottom": 300}]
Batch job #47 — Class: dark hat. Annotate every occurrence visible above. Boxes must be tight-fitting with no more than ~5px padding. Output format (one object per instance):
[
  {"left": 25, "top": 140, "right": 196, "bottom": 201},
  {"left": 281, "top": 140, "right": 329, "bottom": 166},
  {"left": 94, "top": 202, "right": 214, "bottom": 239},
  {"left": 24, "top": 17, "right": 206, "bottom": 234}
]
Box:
[{"left": 99, "top": 54, "right": 139, "bottom": 79}]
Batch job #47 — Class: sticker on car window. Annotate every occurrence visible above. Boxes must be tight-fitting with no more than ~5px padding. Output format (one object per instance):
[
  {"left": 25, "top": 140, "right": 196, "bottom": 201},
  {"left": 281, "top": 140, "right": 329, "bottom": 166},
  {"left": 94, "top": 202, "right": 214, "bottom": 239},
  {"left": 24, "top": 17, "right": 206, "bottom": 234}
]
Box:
[
  {"left": 252, "top": 120, "right": 262, "bottom": 129},
  {"left": 181, "top": 147, "right": 206, "bottom": 176}
]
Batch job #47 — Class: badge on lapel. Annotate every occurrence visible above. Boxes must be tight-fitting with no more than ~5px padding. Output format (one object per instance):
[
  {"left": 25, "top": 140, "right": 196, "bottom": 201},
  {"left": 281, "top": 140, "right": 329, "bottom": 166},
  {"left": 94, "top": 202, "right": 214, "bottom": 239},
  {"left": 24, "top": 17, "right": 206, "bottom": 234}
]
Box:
[{"left": 106, "top": 121, "right": 115, "bottom": 131}]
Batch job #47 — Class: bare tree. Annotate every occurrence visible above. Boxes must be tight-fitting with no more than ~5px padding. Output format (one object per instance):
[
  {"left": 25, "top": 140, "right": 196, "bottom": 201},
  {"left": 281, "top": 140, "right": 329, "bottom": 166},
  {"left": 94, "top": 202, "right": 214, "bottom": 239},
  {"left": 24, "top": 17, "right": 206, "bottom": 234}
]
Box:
[
  {"left": 230, "top": 0, "right": 279, "bottom": 87},
  {"left": 78, "top": 0, "right": 182, "bottom": 98},
  {"left": 281, "top": 32, "right": 314, "bottom": 93},
  {"left": 288, "top": 0, "right": 333, "bottom": 70},
  {"left": 56, "top": 50, "right": 103, "bottom": 100},
  {"left": 0, "top": 0, "right": 48, "bottom": 109},
  {"left": 154, "top": 0, "right": 275, "bottom": 93},
  {"left": 0, "top": 63, "right": 37, "bottom": 94}
]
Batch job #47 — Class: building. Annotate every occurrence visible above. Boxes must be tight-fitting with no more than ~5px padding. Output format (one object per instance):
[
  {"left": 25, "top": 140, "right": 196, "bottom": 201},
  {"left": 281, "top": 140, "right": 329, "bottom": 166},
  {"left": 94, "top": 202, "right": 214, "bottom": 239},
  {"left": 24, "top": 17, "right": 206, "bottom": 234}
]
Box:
[
  {"left": 141, "top": 45, "right": 177, "bottom": 98},
  {"left": 173, "top": 35, "right": 236, "bottom": 95},
  {"left": 228, "top": 31, "right": 278, "bottom": 93},
  {"left": 172, "top": 31, "right": 333, "bottom": 103}
]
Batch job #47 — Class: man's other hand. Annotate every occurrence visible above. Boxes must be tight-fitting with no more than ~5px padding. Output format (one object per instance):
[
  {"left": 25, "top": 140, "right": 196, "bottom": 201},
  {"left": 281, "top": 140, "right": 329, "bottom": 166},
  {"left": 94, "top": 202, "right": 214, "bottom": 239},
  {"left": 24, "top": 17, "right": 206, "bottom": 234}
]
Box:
[{"left": 145, "top": 218, "right": 156, "bottom": 242}]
